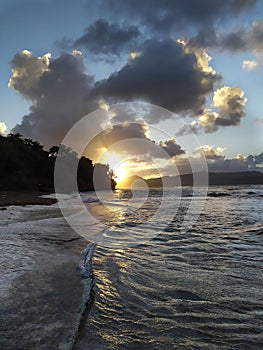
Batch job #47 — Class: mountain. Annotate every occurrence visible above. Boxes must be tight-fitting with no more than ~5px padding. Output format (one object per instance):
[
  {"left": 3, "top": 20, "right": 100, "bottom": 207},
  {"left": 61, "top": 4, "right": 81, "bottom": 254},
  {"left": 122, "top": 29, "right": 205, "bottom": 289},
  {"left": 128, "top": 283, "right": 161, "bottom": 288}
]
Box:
[{"left": 122, "top": 171, "right": 263, "bottom": 188}]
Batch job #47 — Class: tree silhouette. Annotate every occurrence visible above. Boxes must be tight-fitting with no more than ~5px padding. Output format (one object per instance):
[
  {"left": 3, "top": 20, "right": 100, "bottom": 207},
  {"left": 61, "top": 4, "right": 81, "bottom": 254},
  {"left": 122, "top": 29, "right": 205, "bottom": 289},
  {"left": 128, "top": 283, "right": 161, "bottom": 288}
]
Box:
[{"left": 0, "top": 134, "right": 116, "bottom": 192}]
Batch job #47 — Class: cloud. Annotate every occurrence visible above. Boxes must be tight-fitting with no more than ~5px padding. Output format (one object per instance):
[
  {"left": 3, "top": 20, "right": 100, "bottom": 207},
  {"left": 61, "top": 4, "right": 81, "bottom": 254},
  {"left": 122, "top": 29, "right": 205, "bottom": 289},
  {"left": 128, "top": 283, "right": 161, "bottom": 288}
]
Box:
[
  {"left": 57, "top": 1, "right": 258, "bottom": 64},
  {"left": 85, "top": 121, "right": 185, "bottom": 161},
  {"left": 186, "top": 19, "right": 263, "bottom": 71},
  {"left": 176, "top": 86, "right": 247, "bottom": 135},
  {"left": 194, "top": 86, "right": 247, "bottom": 132},
  {"left": 192, "top": 146, "right": 263, "bottom": 171},
  {"left": 192, "top": 145, "right": 226, "bottom": 160},
  {"left": 0, "top": 122, "right": 7, "bottom": 135},
  {"left": 221, "top": 20, "right": 263, "bottom": 53},
  {"left": 242, "top": 59, "right": 259, "bottom": 71},
  {"left": 175, "top": 121, "right": 200, "bottom": 136},
  {"left": 213, "top": 86, "right": 247, "bottom": 126},
  {"left": 198, "top": 109, "right": 219, "bottom": 133},
  {"left": 8, "top": 50, "right": 51, "bottom": 100},
  {"left": 188, "top": 19, "right": 263, "bottom": 52},
  {"left": 11, "top": 50, "right": 97, "bottom": 147},
  {"left": 157, "top": 138, "right": 185, "bottom": 158},
  {"left": 71, "top": 19, "right": 140, "bottom": 58},
  {"left": 94, "top": 39, "right": 220, "bottom": 119},
  {"left": 8, "top": 45, "right": 245, "bottom": 148},
  {"left": 161, "top": 146, "right": 263, "bottom": 175},
  {"left": 85, "top": 0, "right": 257, "bottom": 33},
  {"left": 219, "top": 30, "right": 248, "bottom": 51},
  {"left": 10, "top": 45, "right": 220, "bottom": 146}
]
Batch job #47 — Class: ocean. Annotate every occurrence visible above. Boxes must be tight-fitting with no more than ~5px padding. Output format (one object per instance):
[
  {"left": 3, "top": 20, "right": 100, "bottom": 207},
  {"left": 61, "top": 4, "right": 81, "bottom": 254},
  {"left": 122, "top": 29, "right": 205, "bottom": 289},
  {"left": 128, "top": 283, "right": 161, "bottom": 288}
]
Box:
[{"left": 1, "top": 185, "right": 263, "bottom": 349}]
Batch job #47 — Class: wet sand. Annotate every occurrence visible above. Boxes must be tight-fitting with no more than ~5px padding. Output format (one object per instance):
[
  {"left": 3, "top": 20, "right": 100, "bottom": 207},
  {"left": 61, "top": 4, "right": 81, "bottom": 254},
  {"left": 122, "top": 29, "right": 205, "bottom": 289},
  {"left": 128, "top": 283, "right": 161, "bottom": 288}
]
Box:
[{"left": 0, "top": 191, "right": 57, "bottom": 207}]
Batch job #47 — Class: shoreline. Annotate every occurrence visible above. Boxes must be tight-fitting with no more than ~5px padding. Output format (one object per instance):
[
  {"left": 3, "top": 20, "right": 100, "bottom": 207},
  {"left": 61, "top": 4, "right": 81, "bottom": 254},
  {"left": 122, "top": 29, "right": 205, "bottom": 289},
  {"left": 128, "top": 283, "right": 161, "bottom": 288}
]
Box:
[
  {"left": 1, "top": 201, "right": 94, "bottom": 349},
  {"left": 0, "top": 190, "right": 57, "bottom": 207}
]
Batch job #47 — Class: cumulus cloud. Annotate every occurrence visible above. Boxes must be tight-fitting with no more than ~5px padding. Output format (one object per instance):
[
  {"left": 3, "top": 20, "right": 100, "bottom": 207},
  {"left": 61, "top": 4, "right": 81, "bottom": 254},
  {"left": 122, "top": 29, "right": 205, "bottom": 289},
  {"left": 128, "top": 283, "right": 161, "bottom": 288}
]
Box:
[
  {"left": 71, "top": 19, "right": 140, "bottom": 58},
  {"left": 10, "top": 45, "right": 220, "bottom": 146},
  {"left": 8, "top": 45, "right": 245, "bottom": 147},
  {"left": 176, "top": 86, "right": 247, "bottom": 135},
  {"left": 192, "top": 145, "right": 226, "bottom": 160},
  {"left": 157, "top": 138, "right": 185, "bottom": 158},
  {"left": 94, "top": 39, "right": 220, "bottom": 119},
  {"left": 198, "top": 86, "right": 247, "bottom": 131},
  {"left": 11, "top": 50, "right": 97, "bottom": 147},
  {"left": 213, "top": 86, "right": 247, "bottom": 126},
  {"left": 0, "top": 122, "right": 7, "bottom": 135},
  {"left": 198, "top": 109, "right": 219, "bottom": 133},
  {"left": 8, "top": 50, "right": 51, "bottom": 100}
]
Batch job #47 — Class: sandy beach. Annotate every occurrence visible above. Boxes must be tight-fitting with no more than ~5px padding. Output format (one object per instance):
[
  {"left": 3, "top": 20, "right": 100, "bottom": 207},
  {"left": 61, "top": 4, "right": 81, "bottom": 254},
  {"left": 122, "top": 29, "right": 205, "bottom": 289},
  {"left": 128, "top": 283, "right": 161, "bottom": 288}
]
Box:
[{"left": 0, "top": 191, "right": 57, "bottom": 207}]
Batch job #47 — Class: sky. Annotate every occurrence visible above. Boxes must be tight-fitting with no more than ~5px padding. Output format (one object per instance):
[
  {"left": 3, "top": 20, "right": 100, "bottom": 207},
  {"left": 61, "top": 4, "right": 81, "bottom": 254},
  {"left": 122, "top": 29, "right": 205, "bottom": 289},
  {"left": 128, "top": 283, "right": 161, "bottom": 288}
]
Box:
[{"left": 1, "top": 0, "right": 263, "bottom": 179}]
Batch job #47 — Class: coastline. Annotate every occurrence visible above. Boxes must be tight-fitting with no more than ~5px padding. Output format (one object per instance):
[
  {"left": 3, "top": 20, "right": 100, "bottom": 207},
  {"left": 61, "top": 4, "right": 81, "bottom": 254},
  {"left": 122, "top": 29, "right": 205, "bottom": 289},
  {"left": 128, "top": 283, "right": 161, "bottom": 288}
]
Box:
[
  {"left": 0, "top": 200, "right": 94, "bottom": 349},
  {"left": 0, "top": 190, "right": 57, "bottom": 207}
]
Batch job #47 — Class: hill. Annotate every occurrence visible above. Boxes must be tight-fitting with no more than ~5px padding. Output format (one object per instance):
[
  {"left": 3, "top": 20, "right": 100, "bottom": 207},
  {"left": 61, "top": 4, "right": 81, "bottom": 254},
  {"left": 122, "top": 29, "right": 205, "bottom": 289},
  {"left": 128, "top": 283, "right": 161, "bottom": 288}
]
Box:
[{"left": 122, "top": 171, "right": 263, "bottom": 188}]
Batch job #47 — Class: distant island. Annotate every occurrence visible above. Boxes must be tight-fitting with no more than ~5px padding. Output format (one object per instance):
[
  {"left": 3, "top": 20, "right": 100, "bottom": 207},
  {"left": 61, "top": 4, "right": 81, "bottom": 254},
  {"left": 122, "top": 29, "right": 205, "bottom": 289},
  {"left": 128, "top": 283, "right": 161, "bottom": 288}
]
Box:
[{"left": 119, "top": 171, "right": 263, "bottom": 188}]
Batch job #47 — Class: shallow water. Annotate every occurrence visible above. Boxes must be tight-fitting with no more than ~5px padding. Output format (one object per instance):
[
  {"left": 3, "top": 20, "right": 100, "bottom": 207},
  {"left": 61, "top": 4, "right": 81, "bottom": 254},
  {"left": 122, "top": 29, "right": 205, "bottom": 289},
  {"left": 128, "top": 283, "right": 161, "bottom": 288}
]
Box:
[
  {"left": 0, "top": 204, "right": 92, "bottom": 350},
  {"left": 75, "top": 185, "right": 263, "bottom": 349},
  {"left": 1, "top": 186, "right": 263, "bottom": 349}
]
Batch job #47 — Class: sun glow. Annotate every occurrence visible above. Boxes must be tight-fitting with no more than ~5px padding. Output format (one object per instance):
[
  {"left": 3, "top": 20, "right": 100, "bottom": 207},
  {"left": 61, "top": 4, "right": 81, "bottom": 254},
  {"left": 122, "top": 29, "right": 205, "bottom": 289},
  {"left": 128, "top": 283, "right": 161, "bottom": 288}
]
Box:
[{"left": 101, "top": 151, "right": 127, "bottom": 183}]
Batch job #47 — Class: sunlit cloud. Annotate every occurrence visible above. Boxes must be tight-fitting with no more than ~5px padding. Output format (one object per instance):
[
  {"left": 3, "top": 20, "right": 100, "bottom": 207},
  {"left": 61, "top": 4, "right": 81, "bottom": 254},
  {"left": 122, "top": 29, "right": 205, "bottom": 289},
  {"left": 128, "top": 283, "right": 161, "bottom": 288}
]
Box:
[
  {"left": 0, "top": 122, "right": 7, "bottom": 135},
  {"left": 99, "top": 102, "right": 109, "bottom": 111},
  {"left": 242, "top": 59, "right": 258, "bottom": 71},
  {"left": 130, "top": 51, "right": 140, "bottom": 59},
  {"left": 8, "top": 50, "right": 51, "bottom": 100}
]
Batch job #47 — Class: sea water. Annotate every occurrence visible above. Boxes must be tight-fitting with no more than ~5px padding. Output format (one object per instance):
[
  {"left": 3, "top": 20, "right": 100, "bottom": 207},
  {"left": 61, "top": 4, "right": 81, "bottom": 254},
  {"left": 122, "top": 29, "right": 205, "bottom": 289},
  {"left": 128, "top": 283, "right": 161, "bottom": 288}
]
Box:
[
  {"left": 75, "top": 185, "right": 263, "bottom": 349},
  {"left": 1, "top": 186, "right": 263, "bottom": 349}
]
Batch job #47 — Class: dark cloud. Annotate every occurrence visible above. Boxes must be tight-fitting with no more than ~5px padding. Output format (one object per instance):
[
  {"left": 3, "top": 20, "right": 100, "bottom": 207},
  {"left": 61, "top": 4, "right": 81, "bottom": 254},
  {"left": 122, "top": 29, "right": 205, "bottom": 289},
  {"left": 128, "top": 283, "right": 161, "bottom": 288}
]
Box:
[
  {"left": 11, "top": 44, "right": 220, "bottom": 146},
  {"left": 220, "top": 30, "right": 248, "bottom": 51},
  {"left": 9, "top": 43, "right": 244, "bottom": 148},
  {"left": 86, "top": 0, "right": 257, "bottom": 33},
  {"left": 9, "top": 50, "right": 50, "bottom": 100},
  {"left": 175, "top": 122, "right": 200, "bottom": 136},
  {"left": 157, "top": 138, "right": 185, "bottom": 158},
  {"left": 193, "top": 146, "right": 263, "bottom": 171},
  {"left": 73, "top": 19, "right": 140, "bottom": 57},
  {"left": 188, "top": 19, "right": 263, "bottom": 53},
  {"left": 86, "top": 122, "right": 185, "bottom": 161},
  {"left": 162, "top": 147, "right": 263, "bottom": 174},
  {"left": 94, "top": 39, "right": 220, "bottom": 119},
  {"left": 11, "top": 51, "right": 98, "bottom": 147}
]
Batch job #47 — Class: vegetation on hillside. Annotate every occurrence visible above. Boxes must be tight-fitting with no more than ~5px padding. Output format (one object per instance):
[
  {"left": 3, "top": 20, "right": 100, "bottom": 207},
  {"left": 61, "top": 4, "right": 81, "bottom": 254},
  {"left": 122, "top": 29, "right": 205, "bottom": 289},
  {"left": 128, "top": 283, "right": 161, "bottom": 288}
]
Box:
[{"left": 0, "top": 133, "right": 116, "bottom": 191}]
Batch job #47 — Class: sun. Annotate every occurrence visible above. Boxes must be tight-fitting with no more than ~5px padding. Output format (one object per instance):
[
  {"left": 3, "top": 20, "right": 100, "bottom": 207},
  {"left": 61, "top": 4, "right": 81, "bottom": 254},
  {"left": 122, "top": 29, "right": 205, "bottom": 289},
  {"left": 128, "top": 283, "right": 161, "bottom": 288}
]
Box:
[
  {"left": 101, "top": 151, "right": 127, "bottom": 183},
  {"left": 113, "top": 162, "right": 127, "bottom": 182}
]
